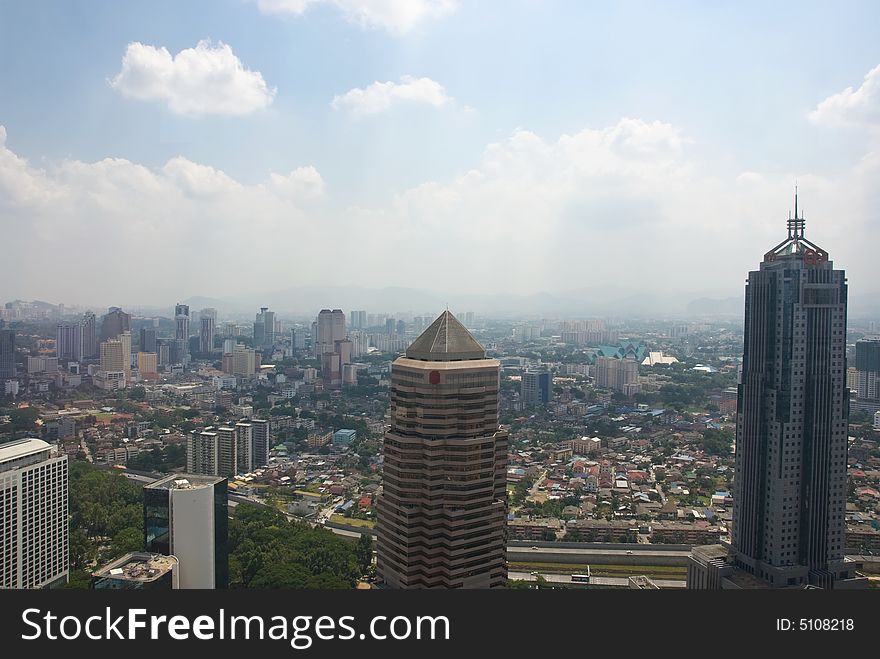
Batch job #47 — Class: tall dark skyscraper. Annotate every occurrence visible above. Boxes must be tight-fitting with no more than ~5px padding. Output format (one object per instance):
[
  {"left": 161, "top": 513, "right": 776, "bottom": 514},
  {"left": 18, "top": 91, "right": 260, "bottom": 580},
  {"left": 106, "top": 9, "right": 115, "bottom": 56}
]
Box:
[
  {"left": 140, "top": 326, "right": 158, "bottom": 354},
  {"left": 0, "top": 329, "right": 15, "bottom": 379},
  {"left": 688, "top": 196, "right": 866, "bottom": 589},
  {"left": 100, "top": 306, "right": 131, "bottom": 341},
  {"left": 81, "top": 311, "right": 97, "bottom": 359},
  {"left": 377, "top": 311, "right": 508, "bottom": 589}
]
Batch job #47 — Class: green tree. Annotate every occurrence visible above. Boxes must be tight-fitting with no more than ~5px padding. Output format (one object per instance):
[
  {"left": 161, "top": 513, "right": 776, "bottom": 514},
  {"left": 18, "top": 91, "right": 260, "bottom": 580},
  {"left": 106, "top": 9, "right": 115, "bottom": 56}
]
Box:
[
  {"left": 355, "top": 533, "right": 374, "bottom": 575},
  {"left": 227, "top": 503, "right": 360, "bottom": 589},
  {"left": 702, "top": 428, "right": 734, "bottom": 456},
  {"left": 111, "top": 527, "right": 144, "bottom": 556},
  {"left": 69, "top": 527, "right": 97, "bottom": 571},
  {"left": 8, "top": 407, "right": 39, "bottom": 433}
]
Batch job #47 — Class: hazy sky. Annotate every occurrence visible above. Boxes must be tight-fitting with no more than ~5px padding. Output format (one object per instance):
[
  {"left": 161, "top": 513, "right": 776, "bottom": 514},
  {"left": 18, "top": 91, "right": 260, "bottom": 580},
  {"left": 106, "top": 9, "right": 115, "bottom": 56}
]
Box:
[{"left": 1, "top": 0, "right": 879, "bottom": 308}]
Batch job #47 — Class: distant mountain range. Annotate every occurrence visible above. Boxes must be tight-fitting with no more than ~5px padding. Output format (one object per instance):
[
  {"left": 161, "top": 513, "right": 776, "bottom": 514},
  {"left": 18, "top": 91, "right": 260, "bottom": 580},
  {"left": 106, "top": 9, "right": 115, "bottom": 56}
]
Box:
[
  {"left": 7, "top": 286, "right": 877, "bottom": 320},
  {"left": 175, "top": 285, "right": 749, "bottom": 319}
]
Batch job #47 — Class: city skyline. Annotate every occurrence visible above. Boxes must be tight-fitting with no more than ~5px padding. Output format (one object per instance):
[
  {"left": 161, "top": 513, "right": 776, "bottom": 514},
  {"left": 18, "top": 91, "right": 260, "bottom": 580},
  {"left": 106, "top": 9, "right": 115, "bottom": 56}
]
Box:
[
  {"left": 1, "top": 1, "right": 879, "bottom": 600},
  {"left": 2, "top": 2, "right": 880, "bottom": 305}
]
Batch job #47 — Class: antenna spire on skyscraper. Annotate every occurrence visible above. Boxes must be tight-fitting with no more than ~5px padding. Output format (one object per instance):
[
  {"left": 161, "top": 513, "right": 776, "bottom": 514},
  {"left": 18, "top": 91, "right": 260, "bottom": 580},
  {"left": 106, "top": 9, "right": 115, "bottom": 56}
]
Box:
[{"left": 786, "top": 184, "right": 805, "bottom": 240}]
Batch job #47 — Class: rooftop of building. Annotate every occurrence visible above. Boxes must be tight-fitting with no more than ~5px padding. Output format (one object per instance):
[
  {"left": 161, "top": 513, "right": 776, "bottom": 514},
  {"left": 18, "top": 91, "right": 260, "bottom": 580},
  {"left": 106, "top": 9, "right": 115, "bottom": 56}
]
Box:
[
  {"left": 92, "top": 553, "right": 177, "bottom": 582},
  {"left": 0, "top": 437, "right": 51, "bottom": 463},
  {"left": 145, "top": 473, "right": 225, "bottom": 490},
  {"left": 405, "top": 311, "right": 486, "bottom": 362},
  {"left": 690, "top": 544, "right": 729, "bottom": 563}
]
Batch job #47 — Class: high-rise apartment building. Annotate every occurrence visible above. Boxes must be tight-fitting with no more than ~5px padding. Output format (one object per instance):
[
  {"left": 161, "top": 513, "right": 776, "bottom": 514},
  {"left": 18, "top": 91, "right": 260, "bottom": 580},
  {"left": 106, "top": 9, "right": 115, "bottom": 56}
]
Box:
[
  {"left": 321, "top": 351, "right": 342, "bottom": 388},
  {"left": 100, "top": 337, "right": 126, "bottom": 373},
  {"left": 290, "top": 327, "right": 306, "bottom": 352},
  {"left": 187, "top": 422, "right": 265, "bottom": 476},
  {"left": 58, "top": 313, "right": 98, "bottom": 362},
  {"left": 215, "top": 427, "right": 238, "bottom": 477},
  {"left": 594, "top": 356, "right": 639, "bottom": 394},
  {"left": 232, "top": 344, "right": 256, "bottom": 378},
  {"left": 187, "top": 429, "right": 218, "bottom": 475},
  {"left": 853, "top": 337, "right": 880, "bottom": 414},
  {"left": 56, "top": 322, "right": 83, "bottom": 361},
  {"left": 175, "top": 304, "right": 190, "bottom": 357},
  {"left": 234, "top": 422, "right": 253, "bottom": 473},
  {"left": 315, "top": 309, "right": 345, "bottom": 357},
  {"left": 688, "top": 197, "right": 865, "bottom": 589},
  {"left": 137, "top": 352, "right": 158, "bottom": 379},
  {"left": 156, "top": 340, "right": 171, "bottom": 368},
  {"left": 250, "top": 418, "right": 270, "bottom": 469},
  {"left": 81, "top": 312, "right": 97, "bottom": 359},
  {"left": 521, "top": 370, "right": 552, "bottom": 406},
  {"left": 377, "top": 311, "right": 508, "bottom": 589},
  {"left": 144, "top": 474, "right": 228, "bottom": 589},
  {"left": 0, "top": 438, "right": 69, "bottom": 589},
  {"left": 350, "top": 310, "right": 367, "bottom": 329},
  {"left": 200, "top": 312, "right": 216, "bottom": 355},
  {"left": 253, "top": 307, "right": 275, "bottom": 349},
  {"left": 0, "top": 330, "right": 15, "bottom": 380}
]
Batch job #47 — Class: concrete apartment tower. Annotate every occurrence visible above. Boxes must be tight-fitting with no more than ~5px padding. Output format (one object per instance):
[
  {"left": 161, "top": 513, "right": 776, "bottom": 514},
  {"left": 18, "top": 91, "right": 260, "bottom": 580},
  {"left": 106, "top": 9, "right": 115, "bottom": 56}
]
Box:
[
  {"left": 688, "top": 194, "right": 866, "bottom": 589},
  {"left": 377, "top": 310, "right": 508, "bottom": 589}
]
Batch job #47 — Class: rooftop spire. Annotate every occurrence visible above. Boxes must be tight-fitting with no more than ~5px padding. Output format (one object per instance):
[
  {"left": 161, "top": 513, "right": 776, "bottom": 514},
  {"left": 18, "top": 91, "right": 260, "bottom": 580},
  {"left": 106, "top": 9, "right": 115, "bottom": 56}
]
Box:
[{"left": 787, "top": 184, "right": 805, "bottom": 239}]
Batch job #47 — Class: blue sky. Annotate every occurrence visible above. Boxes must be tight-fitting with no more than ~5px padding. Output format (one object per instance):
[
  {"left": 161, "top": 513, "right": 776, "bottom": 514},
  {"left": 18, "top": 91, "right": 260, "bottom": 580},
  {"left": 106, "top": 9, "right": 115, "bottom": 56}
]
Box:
[{"left": 1, "top": 0, "right": 879, "bottom": 308}]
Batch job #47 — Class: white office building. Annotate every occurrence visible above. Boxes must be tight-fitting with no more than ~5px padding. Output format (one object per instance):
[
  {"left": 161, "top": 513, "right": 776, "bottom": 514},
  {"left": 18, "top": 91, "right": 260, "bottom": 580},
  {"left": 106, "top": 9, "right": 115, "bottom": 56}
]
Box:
[{"left": 0, "top": 438, "right": 69, "bottom": 589}]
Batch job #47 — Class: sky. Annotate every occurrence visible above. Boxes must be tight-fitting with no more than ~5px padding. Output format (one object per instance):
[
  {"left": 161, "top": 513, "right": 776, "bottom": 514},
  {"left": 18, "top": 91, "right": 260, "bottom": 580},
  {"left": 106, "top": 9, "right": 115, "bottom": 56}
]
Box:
[{"left": 1, "top": 0, "right": 879, "bottom": 311}]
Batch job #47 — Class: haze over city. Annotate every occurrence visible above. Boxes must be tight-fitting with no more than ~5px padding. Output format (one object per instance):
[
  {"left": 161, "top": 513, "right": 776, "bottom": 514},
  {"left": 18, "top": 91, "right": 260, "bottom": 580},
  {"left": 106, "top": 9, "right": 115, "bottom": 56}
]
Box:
[{"left": 1, "top": 0, "right": 879, "bottom": 311}]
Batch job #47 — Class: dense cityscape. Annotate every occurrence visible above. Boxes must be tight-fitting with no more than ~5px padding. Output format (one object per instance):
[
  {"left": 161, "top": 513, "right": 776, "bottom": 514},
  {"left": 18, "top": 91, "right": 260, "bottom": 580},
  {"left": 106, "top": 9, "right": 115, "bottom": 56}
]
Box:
[
  {"left": 2, "top": 0, "right": 879, "bottom": 612},
  {"left": 1, "top": 202, "right": 878, "bottom": 590}
]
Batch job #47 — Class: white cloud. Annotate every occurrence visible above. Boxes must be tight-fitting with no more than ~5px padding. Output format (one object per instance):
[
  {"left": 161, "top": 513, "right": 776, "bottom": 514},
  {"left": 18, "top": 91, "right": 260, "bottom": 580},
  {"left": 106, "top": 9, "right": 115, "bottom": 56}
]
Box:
[
  {"left": 110, "top": 40, "right": 276, "bottom": 116},
  {"left": 269, "top": 166, "right": 326, "bottom": 199},
  {"left": 162, "top": 157, "right": 242, "bottom": 197},
  {"left": 0, "top": 125, "right": 324, "bottom": 301},
  {"left": 808, "top": 63, "right": 880, "bottom": 129},
  {"left": 340, "top": 117, "right": 876, "bottom": 299},
  {"left": 256, "top": 0, "right": 457, "bottom": 34},
  {"left": 1, "top": 117, "right": 876, "bottom": 306},
  {"left": 331, "top": 75, "right": 453, "bottom": 115}
]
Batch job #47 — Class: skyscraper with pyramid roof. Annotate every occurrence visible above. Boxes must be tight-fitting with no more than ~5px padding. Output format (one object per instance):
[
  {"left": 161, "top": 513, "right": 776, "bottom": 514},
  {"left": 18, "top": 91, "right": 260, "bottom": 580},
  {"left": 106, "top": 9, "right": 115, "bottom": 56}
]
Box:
[{"left": 376, "top": 311, "right": 509, "bottom": 588}]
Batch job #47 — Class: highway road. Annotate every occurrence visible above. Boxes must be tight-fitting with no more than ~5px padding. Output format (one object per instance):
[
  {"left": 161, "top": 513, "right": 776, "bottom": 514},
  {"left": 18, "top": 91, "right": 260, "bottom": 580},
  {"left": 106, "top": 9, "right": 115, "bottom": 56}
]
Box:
[
  {"left": 508, "top": 571, "right": 686, "bottom": 589},
  {"left": 509, "top": 546, "right": 690, "bottom": 558}
]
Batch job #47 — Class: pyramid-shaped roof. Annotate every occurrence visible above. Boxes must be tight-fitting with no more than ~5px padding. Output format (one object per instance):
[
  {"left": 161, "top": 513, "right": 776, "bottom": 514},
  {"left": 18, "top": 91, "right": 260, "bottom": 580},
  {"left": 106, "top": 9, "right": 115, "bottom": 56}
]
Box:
[{"left": 405, "top": 311, "right": 486, "bottom": 361}]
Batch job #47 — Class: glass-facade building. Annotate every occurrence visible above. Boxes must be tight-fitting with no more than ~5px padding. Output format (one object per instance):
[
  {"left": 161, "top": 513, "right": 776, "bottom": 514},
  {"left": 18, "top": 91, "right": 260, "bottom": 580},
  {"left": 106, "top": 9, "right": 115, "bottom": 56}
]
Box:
[{"left": 144, "top": 474, "right": 228, "bottom": 589}]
